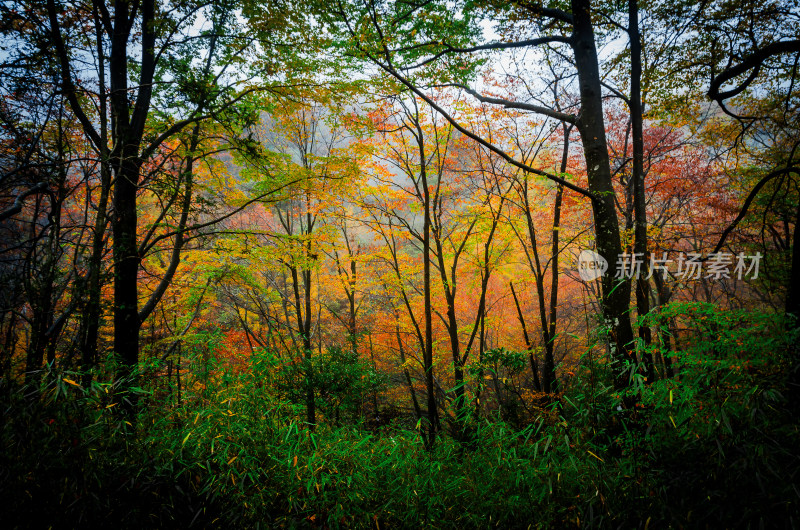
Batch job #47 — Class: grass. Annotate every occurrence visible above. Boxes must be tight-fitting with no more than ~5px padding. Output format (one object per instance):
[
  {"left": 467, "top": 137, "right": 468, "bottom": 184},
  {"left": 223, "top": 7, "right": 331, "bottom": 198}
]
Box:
[{"left": 2, "top": 304, "right": 799, "bottom": 528}]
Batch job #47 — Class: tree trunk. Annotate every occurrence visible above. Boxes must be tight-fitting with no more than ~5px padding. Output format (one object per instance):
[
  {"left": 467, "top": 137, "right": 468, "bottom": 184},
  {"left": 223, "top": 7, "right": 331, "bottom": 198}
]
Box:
[
  {"left": 572, "top": 0, "right": 637, "bottom": 388},
  {"left": 112, "top": 157, "right": 142, "bottom": 401},
  {"left": 81, "top": 6, "right": 112, "bottom": 386},
  {"left": 629, "top": 0, "right": 655, "bottom": 382},
  {"left": 420, "top": 131, "right": 439, "bottom": 446},
  {"left": 510, "top": 281, "right": 542, "bottom": 392},
  {"left": 394, "top": 307, "right": 423, "bottom": 420},
  {"left": 786, "top": 199, "right": 800, "bottom": 323}
]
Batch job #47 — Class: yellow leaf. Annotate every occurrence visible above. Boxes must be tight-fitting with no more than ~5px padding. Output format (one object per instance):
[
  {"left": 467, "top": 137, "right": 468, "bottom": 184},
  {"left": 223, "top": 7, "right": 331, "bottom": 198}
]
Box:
[
  {"left": 587, "top": 450, "right": 604, "bottom": 462},
  {"left": 182, "top": 432, "right": 192, "bottom": 446},
  {"left": 227, "top": 455, "right": 238, "bottom": 465},
  {"left": 63, "top": 378, "right": 81, "bottom": 388}
]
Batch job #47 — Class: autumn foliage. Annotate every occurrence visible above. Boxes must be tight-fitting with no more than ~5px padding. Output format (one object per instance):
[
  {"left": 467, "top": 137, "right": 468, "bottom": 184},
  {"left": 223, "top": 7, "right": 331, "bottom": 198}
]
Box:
[{"left": 1, "top": 0, "right": 799, "bottom": 527}]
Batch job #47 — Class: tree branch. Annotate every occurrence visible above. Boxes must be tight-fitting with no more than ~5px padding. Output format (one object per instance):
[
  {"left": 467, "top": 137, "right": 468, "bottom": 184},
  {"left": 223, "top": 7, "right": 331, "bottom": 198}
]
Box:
[{"left": 709, "top": 39, "right": 800, "bottom": 102}]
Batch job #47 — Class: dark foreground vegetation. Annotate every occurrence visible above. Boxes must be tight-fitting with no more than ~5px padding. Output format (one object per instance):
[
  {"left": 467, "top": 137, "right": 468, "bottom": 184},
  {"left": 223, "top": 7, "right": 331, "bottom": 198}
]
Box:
[{"left": 3, "top": 304, "right": 799, "bottom": 529}]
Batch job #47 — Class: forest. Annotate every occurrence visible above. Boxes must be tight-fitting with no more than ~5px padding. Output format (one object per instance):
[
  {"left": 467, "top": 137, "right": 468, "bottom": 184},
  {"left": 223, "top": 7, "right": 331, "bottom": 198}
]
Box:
[{"left": 1, "top": 0, "right": 799, "bottom": 527}]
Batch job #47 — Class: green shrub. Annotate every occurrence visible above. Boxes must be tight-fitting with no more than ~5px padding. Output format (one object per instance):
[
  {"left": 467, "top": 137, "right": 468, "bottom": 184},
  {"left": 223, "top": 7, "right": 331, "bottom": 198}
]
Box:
[{"left": 2, "top": 307, "right": 799, "bottom": 528}]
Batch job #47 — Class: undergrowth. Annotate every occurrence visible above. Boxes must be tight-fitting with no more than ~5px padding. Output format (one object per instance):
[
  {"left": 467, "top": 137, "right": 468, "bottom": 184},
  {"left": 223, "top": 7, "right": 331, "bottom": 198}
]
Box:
[{"left": 1, "top": 304, "right": 799, "bottom": 528}]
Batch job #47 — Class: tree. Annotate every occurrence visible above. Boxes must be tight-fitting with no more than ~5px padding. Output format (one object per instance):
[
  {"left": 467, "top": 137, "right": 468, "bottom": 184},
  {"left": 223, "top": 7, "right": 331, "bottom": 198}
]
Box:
[
  {"left": 649, "top": 0, "right": 800, "bottom": 322},
  {"left": 0, "top": 0, "right": 315, "bottom": 400},
  {"left": 323, "top": 0, "right": 640, "bottom": 388},
  {"left": 359, "top": 94, "right": 443, "bottom": 444}
]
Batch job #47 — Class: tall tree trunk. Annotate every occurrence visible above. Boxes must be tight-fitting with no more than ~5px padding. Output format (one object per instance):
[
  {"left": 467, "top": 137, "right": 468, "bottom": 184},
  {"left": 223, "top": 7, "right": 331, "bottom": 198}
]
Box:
[
  {"left": 526, "top": 206, "right": 556, "bottom": 393},
  {"left": 81, "top": 4, "right": 112, "bottom": 387},
  {"left": 572, "top": 0, "right": 637, "bottom": 388},
  {"left": 304, "top": 210, "right": 315, "bottom": 428},
  {"left": 785, "top": 198, "right": 800, "bottom": 402},
  {"left": 112, "top": 157, "right": 142, "bottom": 398},
  {"left": 393, "top": 306, "right": 423, "bottom": 420},
  {"left": 786, "top": 199, "right": 800, "bottom": 323},
  {"left": 348, "top": 254, "right": 357, "bottom": 347},
  {"left": 431, "top": 228, "right": 467, "bottom": 424},
  {"left": 420, "top": 130, "right": 439, "bottom": 445},
  {"left": 108, "top": 0, "right": 156, "bottom": 404},
  {"left": 291, "top": 262, "right": 315, "bottom": 428},
  {"left": 629, "top": 0, "right": 655, "bottom": 382},
  {"left": 81, "top": 158, "right": 111, "bottom": 385},
  {"left": 510, "top": 281, "right": 542, "bottom": 392},
  {"left": 544, "top": 126, "right": 570, "bottom": 392}
]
